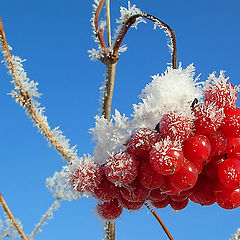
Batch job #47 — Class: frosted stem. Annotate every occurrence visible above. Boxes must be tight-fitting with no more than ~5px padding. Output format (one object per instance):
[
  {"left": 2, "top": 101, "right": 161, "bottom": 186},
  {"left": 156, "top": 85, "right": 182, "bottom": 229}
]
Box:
[
  {"left": 102, "top": 61, "right": 117, "bottom": 121},
  {"left": 0, "top": 193, "right": 28, "bottom": 240},
  {"left": 29, "top": 200, "right": 60, "bottom": 240},
  {"left": 104, "top": 221, "right": 116, "bottom": 240},
  {"left": 0, "top": 18, "right": 73, "bottom": 163},
  {"left": 145, "top": 203, "right": 174, "bottom": 240},
  {"left": 113, "top": 13, "right": 177, "bottom": 69}
]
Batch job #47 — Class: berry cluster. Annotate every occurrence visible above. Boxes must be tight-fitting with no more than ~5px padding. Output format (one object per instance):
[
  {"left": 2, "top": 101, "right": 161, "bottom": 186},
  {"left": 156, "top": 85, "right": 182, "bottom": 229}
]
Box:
[{"left": 70, "top": 77, "right": 240, "bottom": 220}]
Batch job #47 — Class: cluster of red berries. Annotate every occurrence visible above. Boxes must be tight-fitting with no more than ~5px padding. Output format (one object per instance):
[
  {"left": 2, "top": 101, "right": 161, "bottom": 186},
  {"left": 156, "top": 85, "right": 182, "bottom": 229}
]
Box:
[{"left": 71, "top": 78, "right": 240, "bottom": 220}]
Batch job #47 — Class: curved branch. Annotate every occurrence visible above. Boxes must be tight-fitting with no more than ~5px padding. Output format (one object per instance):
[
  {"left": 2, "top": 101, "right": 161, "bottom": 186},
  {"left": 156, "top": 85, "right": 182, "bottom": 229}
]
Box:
[
  {"left": 145, "top": 203, "right": 174, "bottom": 240},
  {"left": 0, "top": 18, "right": 74, "bottom": 163},
  {"left": 94, "top": 0, "right": 108, "bottom": 56},
  {"left": 113, "top": 13, "right": 177, "bottom": 69}
]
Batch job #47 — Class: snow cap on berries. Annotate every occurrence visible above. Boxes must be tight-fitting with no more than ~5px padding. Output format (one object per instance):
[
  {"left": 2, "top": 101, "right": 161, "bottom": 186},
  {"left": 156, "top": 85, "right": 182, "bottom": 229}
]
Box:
[{"left": 132, "top": 64, "right": 203, "bottom": 128}]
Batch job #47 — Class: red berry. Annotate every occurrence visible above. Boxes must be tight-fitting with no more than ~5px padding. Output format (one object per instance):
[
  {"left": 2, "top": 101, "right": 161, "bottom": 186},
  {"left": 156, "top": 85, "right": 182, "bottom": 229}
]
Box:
[
  {"left": 93, "top": 175, "right": 120, "bottom": 201},
  {"left": 118, "top": 194, "right": 144, "bottom": 211},
  {"left": 149, "top": 140, "right": 184, "bottom": 175},
  {"left": 202, "top": 155, "right": 225, "bottom": 179},
  {"left": 214, "top": 182, "right": 240, "bottom": 209},
  {"left": 159, "top": 180, "right": 181, "bottom": 195},
  {"left": 191, "top": 175, "right": 216, "bottom": 206},
  {"left": 204, "top": 79, "right": 237, "bottom": 109},
  {"left": 168, "top": 160, "right": 198, "bottom": 191},
  {"left": 148, "top": 188, "right": 168, "bottom": 201},
  {"left": 138, "top": 160, "right": 165, "bottom": 190},
  {"left": 71, "top": 161, "right": 103, "bottom": 193},
  {"left": 104, "top": 151, "right": 138, "bottom": 186},
  {"left": 158, "top": 111, "right": 193, "bottom": 142},
  {"left": 218, "top": 158, "right": 240, "bottom": 190},
  {"left": 170, "top": 189, "right": 193, "bottom": 202},
  {"left": 222, "top": 107, "right": 240, "bottom": 137},
  {"left": 208, "top": 129, "right": 227, "bottom": 156},
  {"left": 170, "top": 198, "right": 189, "bottom": 210},
  {"left": 183, "top": 135, "right": 211, "bottom": 165},
  {"left": 97, "top": 199, "right": 123, "bottom": 220},
  {"left": 193, "top": 103, "right": 224, "bottom": 135},
  {"left": 120, "top": 179, "right": 150, "bottom": 202},
  {"left": 126, "top": 128, "right": 161, "bottom": 160},
  {"left": 150, "top": 197, "right": 170, "bottom": 208}
]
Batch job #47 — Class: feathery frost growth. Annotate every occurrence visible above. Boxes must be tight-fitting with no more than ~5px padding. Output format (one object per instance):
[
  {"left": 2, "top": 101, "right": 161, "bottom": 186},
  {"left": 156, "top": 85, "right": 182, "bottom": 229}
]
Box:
[
  {"left": 0, "top": 215, "right": 21, "bottom": 239},
  {"left": 230, "top": 228, "right": 240, "bottom": 240}
]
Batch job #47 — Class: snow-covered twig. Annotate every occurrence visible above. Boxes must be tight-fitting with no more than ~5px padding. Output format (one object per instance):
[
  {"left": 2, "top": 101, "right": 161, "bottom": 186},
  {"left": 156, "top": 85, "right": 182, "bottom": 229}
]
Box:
[
  {"left": 29, "top": 200, "right": 60, "bottom": 240},
  {"left": 0, "top": 193, "right": 28, "bottom": 240}
]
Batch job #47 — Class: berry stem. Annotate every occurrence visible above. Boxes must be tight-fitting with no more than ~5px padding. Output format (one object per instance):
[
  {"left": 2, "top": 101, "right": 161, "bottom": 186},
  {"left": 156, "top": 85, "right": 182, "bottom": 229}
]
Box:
[
  {"left": 145, "top": 203, "right": 174, "bottom": 240},
  {"left": 0, "top": 193, "right": 29, "bottom": 240},
  {"left": 106, "top": 0, "right": 112, "bottom": 48}
]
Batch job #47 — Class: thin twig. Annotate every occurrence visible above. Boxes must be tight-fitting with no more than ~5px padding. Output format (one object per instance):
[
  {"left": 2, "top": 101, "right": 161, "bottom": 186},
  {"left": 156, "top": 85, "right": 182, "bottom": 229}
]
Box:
[
  {"left": 0, "top": 18, "right": 73, "bottom": 163},
  {"left": 145, "top": 203, "right": 174, "bottom": 240},
  {"left": 94, "top": 0, "right": 108, "bottom": 55},
  {"left": 0, "top": 193, "right": 29, "bottom": 240},
  {"left": 104, "top": 221, "right": 116, "bottom": 240},
  {"left": 113, "top": 13, "right": 177, "bottom": 69},
  {"left": 105, "top": 0, "right": 112, "bottom": 48},
  {"left": 29, "top": 199, "right": 60, "bottom": 240}
]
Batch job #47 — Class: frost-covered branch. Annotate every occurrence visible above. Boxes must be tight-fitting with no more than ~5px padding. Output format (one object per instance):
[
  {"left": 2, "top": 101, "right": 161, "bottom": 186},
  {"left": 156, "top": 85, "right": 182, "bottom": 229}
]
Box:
[
  {"left": 112, "top": 12, "right": 177, "bottom": 68},
  {"left": 0, "top": 193, "right": 28, "bottom": 240},
  {"left": 0, "top": 18, "right": 79, "bottom": 163},
  {"left": 29, "top": 200, "right": 60, "bottom": 240}
]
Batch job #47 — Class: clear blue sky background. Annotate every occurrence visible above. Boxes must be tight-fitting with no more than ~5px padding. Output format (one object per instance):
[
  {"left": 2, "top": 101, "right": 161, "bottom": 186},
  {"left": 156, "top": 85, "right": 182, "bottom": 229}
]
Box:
[{"left": 0, "top": 0, "right": 240, "bottom": 240}]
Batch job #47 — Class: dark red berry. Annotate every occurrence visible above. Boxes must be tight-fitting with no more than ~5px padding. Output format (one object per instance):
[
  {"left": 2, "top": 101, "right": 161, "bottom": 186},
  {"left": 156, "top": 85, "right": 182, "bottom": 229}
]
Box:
[
  {"left": 150, "top": 197, "right": 170, "bottom": 208},
  {"left": 170, "top": 198, "right": 189, "bottom": 210},
  {"left": 97, "top": 199, "right": 123, "bottom": 220},
  {"left": 138, "top": 160, "right": 165, "bottom": 190},
  {"left": 148, "top": 188, "right": 168, "bottom": 201}
]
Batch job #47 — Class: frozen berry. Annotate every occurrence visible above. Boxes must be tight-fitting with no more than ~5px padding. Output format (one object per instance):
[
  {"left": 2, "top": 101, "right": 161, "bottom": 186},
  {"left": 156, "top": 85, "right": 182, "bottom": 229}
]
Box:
[
  {"left": 138, "top": 160, "right": 165, "bottom": 190},
  {"left": 170, "top": 198, "right": 189, "bottom": 210},
  {"left": 71, "top": 161, "right": 103, "bottom": 193},
  {"left": 158, "top": 111, "right": 193, "bottom": 142},
  {"left": 149, "top": 140, "right": 184, "bottom": 175},
  {"left": 104, "top": 151, "right": 138, "bottom": 186},
  {"left": 97, "top": 199, "right": 123, "bottom": 220},
  {"left": 150, "top": 197, "right": 170, "bottom": 208},
  {"left": 126, "top": 128, "right": 161, "bottom": 160}
]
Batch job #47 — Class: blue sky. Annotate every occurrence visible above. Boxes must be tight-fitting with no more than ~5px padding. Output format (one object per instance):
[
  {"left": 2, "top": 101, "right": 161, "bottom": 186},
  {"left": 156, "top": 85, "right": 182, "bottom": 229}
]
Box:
[{"left": 0, "top": 0, "right": 240, "bottom": 239}]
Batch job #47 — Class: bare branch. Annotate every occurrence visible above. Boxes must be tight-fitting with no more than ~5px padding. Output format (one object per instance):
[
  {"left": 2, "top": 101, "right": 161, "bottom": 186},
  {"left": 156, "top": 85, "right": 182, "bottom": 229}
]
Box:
[
  {"left": 145, "top": 203, "right": 174, "bottom": 240},
  {"left": 0, "top": 18, "right": 75, "bottom": 163},
  {"left": 105, "top": 0, "right": 112, "bottom": 48},
  {"left": 94, "top": 0, "right": 108, "bottom": 56},
  {"left": 0, "top": 193, "right": 28, "bottom": 240},
  {"left": 29, "top": 200, "right": 60, "bottom": 240}
]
